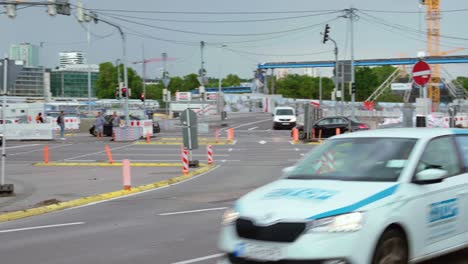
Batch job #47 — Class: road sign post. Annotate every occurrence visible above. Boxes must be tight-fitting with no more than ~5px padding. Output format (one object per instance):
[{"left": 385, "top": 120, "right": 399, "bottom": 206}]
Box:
[
  {"left": 412, "top": 60, "right": 432, "bottom": 114},
  {"left": 180, "top": 109, "right": 199, "bottom": 167}
]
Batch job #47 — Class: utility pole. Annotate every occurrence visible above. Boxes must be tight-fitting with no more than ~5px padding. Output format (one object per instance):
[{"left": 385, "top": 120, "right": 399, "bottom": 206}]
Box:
[
  {"left": 141, "top": 43, "right": 146, "bottom": 106},
  {"left": 87, "top": 22, "right": 92, "bottom": 114},
  {"left": 199, "top": 41, "right": 206, "bottom": 115},
  {"left": 344, "top": 8, "right": 358, "bottom": 119},
  {"left": 318, "top": 68, "right": 322, "bottom": 108},
  {"left": 0, "top": 56, "right": 13, "bottom": 194}
]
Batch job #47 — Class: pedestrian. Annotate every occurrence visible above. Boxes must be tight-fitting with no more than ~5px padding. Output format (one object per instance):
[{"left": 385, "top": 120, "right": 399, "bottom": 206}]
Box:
[
  {"left": 110, "top": 112, "right": 120, "bottom": 141},
  {"left": 95, "top": 112, "right": 105, "bottom": 138},
  {"left": 36, "top": 113, "right": 44, "bottom": 123},
  {"left": 57, "top": 111, "right": 65, "bottom": 140}
]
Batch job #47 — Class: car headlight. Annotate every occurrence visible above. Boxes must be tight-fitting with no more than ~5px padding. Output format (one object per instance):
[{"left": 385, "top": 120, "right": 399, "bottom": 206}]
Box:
[
  {"left": 221, "top": 208, "right": 239, "bottom": 225},
  {"left": 308, "top": 212, "right": 364, "bottom": 233},
  {"left": 290, "top": 117, "right": 297, "bottom": 122}
]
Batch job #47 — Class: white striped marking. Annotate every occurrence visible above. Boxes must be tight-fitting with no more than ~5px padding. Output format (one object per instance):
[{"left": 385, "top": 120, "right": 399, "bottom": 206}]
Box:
[
  {"left": 0, "top": 222, "right": 85, "bottom": 234},
  {"left": 248, "top": 127, "right": 258, "bottom": 130},
  {"left": 159, "top": 207, "right": 227, "bottom": 216},
  {"left": 171, "top": 253, "right": 224, "bottom": 264},
  {"left": 412, "top": 70, "right": 431, "bottom": 77},
  {"left": 5, "top": 144, "right": 39, "bottom": 149}
]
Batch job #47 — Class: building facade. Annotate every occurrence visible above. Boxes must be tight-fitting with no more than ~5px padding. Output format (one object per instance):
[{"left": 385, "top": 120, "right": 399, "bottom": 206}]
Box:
[
  {"left": 0, "top": 60, "right": 46, "bottom": 97},
  {"left": 59, "top": 51, "right": 86, "bottom": 68},
  {"left": 9, "top": 43, "right": 40, "bottom": 67},
  {"left": 50, "top": 65, "right": 98, "bottom": 98}
]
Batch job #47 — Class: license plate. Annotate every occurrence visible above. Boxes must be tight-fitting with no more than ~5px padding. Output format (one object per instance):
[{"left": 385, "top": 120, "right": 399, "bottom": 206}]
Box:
[
  {"left": 282, "top": 122, "right": 290, "bottom": 125},
  {"left": 239, "top": 243, "right": 283, "bottom": 261}
]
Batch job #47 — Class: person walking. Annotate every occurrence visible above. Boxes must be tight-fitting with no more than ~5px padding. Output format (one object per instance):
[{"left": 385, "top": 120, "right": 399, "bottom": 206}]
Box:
[
  {"left": 36, "top": 113, "right": 44, "bottom": 123},
  {"left": 57, "top": 111, "right": 65, "bottom": 140},
  {"left": 95, "top": 112, "right": 105, "bottom": 139},
  {"left": 110, "top": 112, "right": 120, "bottom": 141}
]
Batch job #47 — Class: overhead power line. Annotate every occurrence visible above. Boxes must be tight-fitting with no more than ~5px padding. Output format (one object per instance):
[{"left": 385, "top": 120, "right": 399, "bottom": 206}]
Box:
[
  {"left": 96, "top": 10, "right": 342, "bottom": 23},
  {"left": 226, "top": 48, "right": 334, "bottom": 57},
  {"left": 359, "top": 8, "right": 468, "bottom": 14},
  {"left": 100, "top": 13, "right": 336, "bottom": 37},
  {"left": 86, "top": 8, "right": 342, "bottom": 15}
]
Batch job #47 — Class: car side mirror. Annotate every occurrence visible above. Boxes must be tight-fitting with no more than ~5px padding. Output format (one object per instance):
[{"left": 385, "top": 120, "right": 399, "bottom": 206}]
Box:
[{"left": 415, "top": 168, "right": 448, "bottom": 184}]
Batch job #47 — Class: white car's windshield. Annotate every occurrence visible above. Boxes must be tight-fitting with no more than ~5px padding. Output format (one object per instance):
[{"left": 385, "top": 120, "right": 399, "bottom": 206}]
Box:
[
  {"left": 287, "top": 137, "right": 417, "bottom": 182},
  {"left": 276, "top": 109, "right": 294, "bottom": 115}
]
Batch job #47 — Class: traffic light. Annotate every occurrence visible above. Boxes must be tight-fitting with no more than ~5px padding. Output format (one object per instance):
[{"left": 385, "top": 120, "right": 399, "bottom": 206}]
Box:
[
  {"left": 322, "top": 24, "right": 330, "bottom": 44},
  {"left": 351, "top": 82, "right": 356, "bottom": 94},
  {"left": 140, "top": 93, "right": 145, "bottom": 102},
  {"left": 47, "top": 0, "right": 70, "bottom": 16},
  {"left": 121, "top": 87, "right": 127, "bottom": 98}
]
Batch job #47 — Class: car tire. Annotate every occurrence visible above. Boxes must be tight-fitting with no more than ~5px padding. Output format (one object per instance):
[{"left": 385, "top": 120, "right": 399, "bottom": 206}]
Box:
[
  {"left": 298, "top": 130, "right": 305, "bottom": 140},
  {"left": 372, "top": 228, "right": 408, "bottom": 264}
]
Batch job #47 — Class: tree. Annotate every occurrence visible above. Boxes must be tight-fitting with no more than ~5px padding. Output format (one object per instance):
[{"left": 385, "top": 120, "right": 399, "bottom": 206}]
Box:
[
  {"left": 355, "top": 67, "right": 379, "bottom": 101},
  {"left": 181, "top": 73, "right": 199, "bottom": 92},
  {"left": 222, "top": 74, "right": 241, "bottom": 87},
  {"left": 275, "top": 74, "right": 334, "bottom": 100},
  {"left": 95, "top": 62, "right": 143, "bottom": 99},
  {"left": 456, "top": 76, "right": 468, "bottom": 90}
]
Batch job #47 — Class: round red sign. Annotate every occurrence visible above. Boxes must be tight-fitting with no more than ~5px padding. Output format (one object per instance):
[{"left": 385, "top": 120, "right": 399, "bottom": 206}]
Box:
[{"left": 412, "top": 61, "right": 432, "bottom": 86}]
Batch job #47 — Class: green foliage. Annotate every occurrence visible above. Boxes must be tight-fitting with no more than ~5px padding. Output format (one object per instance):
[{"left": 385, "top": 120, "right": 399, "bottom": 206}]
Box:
[
  {"left": 95, "top": 62, "right": 143, "bottom": 99},
  {"left": 275, "top": 74, "right": 334, "bottom": 100},
  {"left": 222, "top": 74, "right": 242, "bottom": 87},
  {"left": 456, "top": 76, "right": 468, "bottom": 90},
  {"left": 181, "top": 73, "right": 199, "bottom": 92}
]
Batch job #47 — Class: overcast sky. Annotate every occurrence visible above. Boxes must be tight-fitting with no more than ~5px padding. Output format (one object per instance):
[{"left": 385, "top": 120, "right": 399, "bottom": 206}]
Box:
[{"left": 1, "top": 0, "right": 467, "bottom": 80}]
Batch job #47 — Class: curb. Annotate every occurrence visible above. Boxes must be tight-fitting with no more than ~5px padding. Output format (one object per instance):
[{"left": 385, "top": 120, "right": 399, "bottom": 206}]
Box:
[
  {"left": 34, "top": 162, "right": 203, "bottom": 167},
  {"left": 0, "top": 165, "right": 215, "bottom": 223}
]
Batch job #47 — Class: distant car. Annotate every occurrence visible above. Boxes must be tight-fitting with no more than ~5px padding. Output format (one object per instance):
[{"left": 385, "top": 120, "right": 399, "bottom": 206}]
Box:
[
  {"left": 272, "top": 106, "right": 297, "bottom": 130},
  {"left": 89, "top": 115, "right": 160, "bottom": 137},
  {"left": 295, "top": 116, "right": 369, "bottom": 139},
  {"left": 218, "top": 128, "right": 468, "bottom": 264}
]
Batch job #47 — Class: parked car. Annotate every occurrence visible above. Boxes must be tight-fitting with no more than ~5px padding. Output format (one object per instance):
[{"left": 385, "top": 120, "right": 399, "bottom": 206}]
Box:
[
  {"left": 295, "top": 116, "right": 369, "bottom": 139},
  {"left": 89, "top": 115, "right": 160, "bottom": 137}
]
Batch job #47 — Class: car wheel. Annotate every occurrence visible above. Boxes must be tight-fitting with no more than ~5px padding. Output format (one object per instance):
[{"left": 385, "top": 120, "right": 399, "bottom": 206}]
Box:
[
  {"left": 298, "top": 130, "right": 305, "bottom": 140},
  {"left": 372, "top": 228, "right": 408, "bottom": 264}
]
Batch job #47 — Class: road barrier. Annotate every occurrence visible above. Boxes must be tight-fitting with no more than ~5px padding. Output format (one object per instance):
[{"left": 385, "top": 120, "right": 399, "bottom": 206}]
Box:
[
  {"left": 122, "top": 159, "right": 131, "bottom": 191},
  {"left": 318, "top": 129, "right": 323, "bottom": 140},
  {"left": 207, "top": 145, "right": 213, "bottom": 165},
  {"left": 215, "top": 128, "right": 220, "bottom": 143},
  {"left": 105, "top": 145, "right": 114, "bottom": 164},
  {"left": 129, "top": 119, "right": 153, "bottom": 136},
  {"left": 292, "top": 128, "right": 299, "bottom": 142},
  {"left": 227, "top": 128, "right": 235, "bottom": 141},
  {"left": 181, "top": 146, "right": 189, "bottom": 175},
  {"left": 146, "top": 132, "right": 151, "bottom": 143},
  {"left": 335, "top": 128, "right": 340, "bottom": 135},
  {"left": 44, "top": 146, "right": 49, "bottom": 164}
]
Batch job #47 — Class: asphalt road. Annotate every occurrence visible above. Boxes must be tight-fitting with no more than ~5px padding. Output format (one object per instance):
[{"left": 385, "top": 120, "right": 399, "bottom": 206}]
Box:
[{"left": 0, "top": 113, "right": 465, "bottom": 264}]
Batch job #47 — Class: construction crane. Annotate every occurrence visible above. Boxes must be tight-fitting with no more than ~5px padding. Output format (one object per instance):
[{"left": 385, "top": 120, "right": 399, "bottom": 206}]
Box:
[{"left": 132, "top": 56, "right": 176, "bottom": 101}]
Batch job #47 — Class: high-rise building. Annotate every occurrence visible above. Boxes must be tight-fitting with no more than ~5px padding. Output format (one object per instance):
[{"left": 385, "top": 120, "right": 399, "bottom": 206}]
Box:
[
  {"left": 0, "top": 60, "right": 46, "bottom": 97},
  {"left": 50, "top": 64, "right": 98, "bottom": 98},
  {"left": 59, "top": 51, "right": 86, "bottom": 68},
  {"left": 9, "top": 43, "right": 40, "bottom": 67}
]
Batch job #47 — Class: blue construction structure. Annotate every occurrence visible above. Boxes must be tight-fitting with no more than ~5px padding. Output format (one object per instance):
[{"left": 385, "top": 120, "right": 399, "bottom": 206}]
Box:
[
  {"left": 258, "top": 55, "right": 468, "bottom": 69},
  {"left": 191, "top": 86, "right": 252, "bottom": 94}
]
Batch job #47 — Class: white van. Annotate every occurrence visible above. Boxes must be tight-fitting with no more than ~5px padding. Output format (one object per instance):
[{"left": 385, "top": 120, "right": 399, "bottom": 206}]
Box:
[{"left": 272, "top": 106, "right": 296, "bottom": 130}]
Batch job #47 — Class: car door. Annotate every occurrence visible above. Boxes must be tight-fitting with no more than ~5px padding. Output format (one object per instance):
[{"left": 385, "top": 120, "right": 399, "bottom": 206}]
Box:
[
  {"left": 453, "top": 135, "right": 468, "bottom": 235},
  {"left": 406, "top": 136, "right": 466, "bottom": 258},
  {"left": 314, "top": 118, "right": 332, "bottom": 138}
]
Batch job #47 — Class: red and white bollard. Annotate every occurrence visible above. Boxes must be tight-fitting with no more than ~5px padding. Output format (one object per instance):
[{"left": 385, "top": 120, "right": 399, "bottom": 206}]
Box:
[
  {"left": 207, "top": 145, "right": 213, "bottom": 165},
  {"left": 122, "top": 159, "right": 131, "bottom": 190},
  {"left": 181, "top": 146, "right": 189, "bottom": 175}
]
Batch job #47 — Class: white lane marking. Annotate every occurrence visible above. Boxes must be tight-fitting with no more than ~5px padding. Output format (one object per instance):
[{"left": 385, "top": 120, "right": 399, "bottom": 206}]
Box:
[
  {"left": 248, "top": 126, "right": 258, "bottom": 131},
  {"left": 228, "top": 148, "right": 233, "bottom": 152},
  {"left": 62, "top": 165, "right": 221, "bottom": 212},
  {"left": 5, "top": 144, "right": 39, "bottom": 149},
  {"left": 64, "top": 143, "right": 135, "bottom": 160},
  {"left": 266, "top": 129, "right": 272, "bottom": 131},
  {"left": 0, "top": 222, "right": 85, "bottom": 234},
  {"left": 259, "top": 140, "right": 267, "bottom": 144},
  {"left": 76, "top": 153, "right": 231, "bottom": 157},
  {"left": 232, "top": 140, "right": 237, "bottom": 145},
  {"left": 294, "top": 148, "right": 300, "bottom": 151},
  {"left": 9, "top": 144, "right": 73, "bottom": 156},
  {"left": 171, "top": 254, "right": 224, "bottom": 264},
  {"left": 159, "top": 207, "right": 227, "bottom": 216}
]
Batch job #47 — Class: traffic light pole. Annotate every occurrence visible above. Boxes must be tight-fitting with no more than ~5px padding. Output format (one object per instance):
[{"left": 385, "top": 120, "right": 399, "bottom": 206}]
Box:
[
  {"left": 121, "top": 30, "right": 129, "bottom": 126},
  {"left": 329, "top": 38, "right": 339, "bottom": 116}
]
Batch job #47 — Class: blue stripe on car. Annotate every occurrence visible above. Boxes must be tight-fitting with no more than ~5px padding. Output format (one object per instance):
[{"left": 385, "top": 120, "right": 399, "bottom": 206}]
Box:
[
  {"left": 452, "top": 129, "right": 468, "bottom": 135},
  {"left": 307, "top": 184, "right": 400, "bottom": 220}
]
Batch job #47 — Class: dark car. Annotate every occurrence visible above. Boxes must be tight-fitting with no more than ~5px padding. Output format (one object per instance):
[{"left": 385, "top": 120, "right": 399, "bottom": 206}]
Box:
[
  {"left": 89, "top": 115, "right": 160, "bottom": 137},
  {"left": 295, "top": 116, "right": 369, "bottom": 140}
]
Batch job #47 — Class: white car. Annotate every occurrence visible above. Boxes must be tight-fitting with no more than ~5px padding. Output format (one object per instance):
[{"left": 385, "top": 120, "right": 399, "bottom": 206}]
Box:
[
  {"left": 273, "top": 106, "right": 297, "bottom": 130},
  {"left": 218, "top": 128, "right": 468, "bottom": 264}
]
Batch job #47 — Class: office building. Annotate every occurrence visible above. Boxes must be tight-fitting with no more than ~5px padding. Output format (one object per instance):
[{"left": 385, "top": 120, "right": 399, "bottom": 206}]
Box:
[
  {"left": 9, "top": 43, "right": 40, "bottom": 67},
  {"left": 59, "top": 51, "right": 86, "bottom": 68},
  {"left": 50, "top": 64, "right": 98, "bottom": 98},
  {"left": 0, "top": 60, "right": 46, "bottom": 97}
]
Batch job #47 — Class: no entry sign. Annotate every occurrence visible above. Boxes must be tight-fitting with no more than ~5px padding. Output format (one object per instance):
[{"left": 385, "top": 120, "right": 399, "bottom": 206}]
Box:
[{"left": 412, "top": 61, "right": 432, "bottom": 86}]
